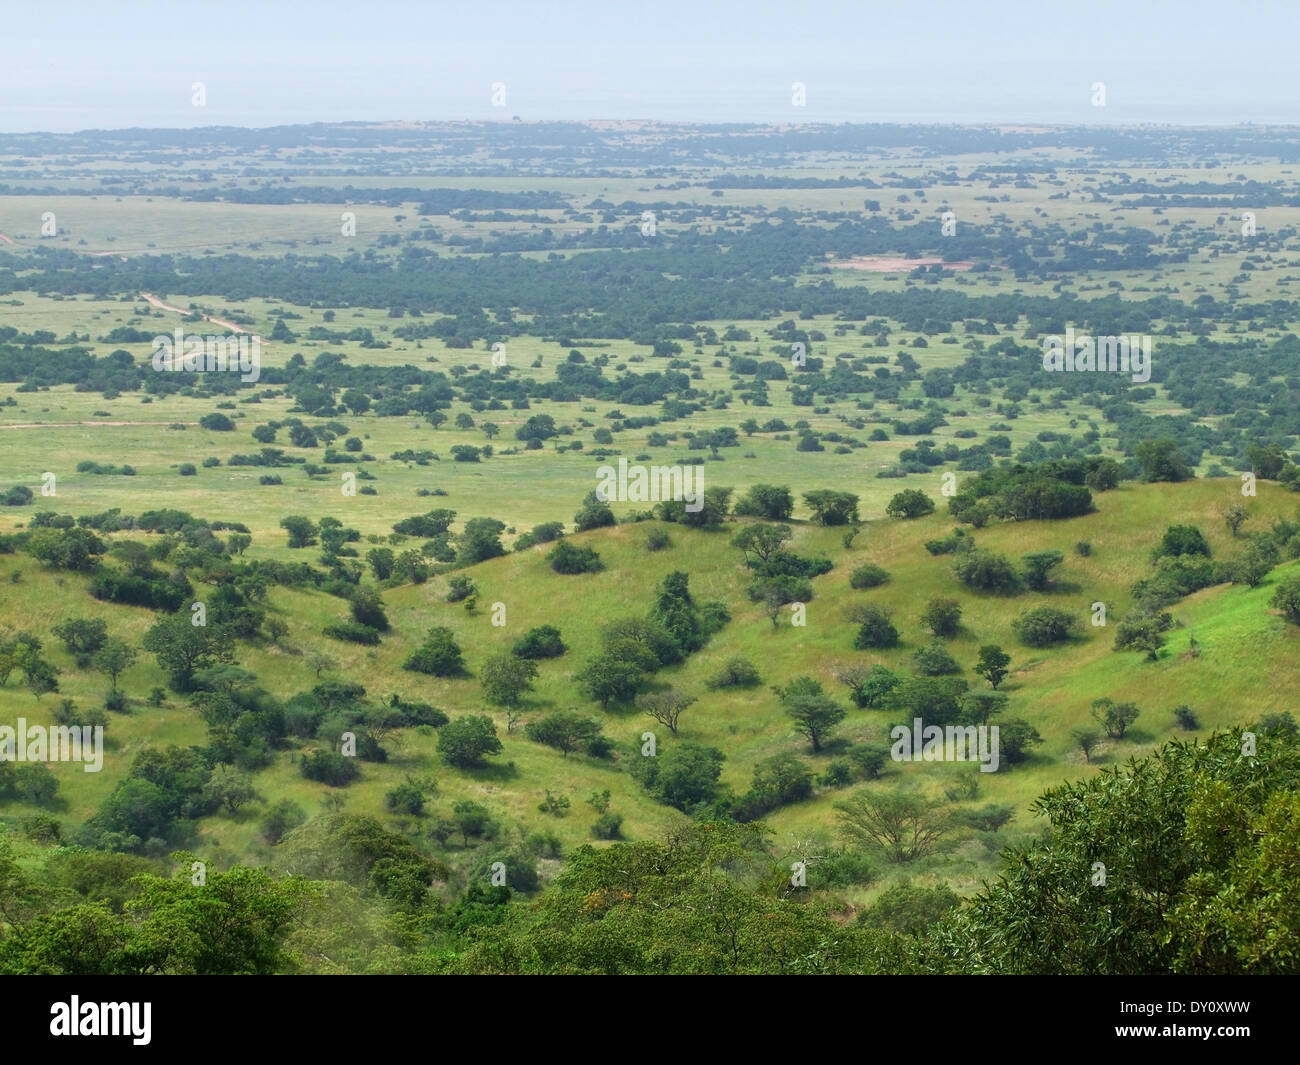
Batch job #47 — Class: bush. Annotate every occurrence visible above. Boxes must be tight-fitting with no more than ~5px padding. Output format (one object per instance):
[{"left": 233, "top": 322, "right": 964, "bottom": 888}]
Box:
[
  {"left": 886, "top": 489, "right": 936, "bottom": 519},
  {"left": 912, "top": 640, "right": 961, "bottom": 675},
  {"left": 300, "top": 749, "right": 360, "bottom": 786},
  {"left": 1013, "top": 606, "right": 1078, "bottom": 646},
  {"left": 512, "top": 625, "right": 567, "bottom": 659},
  {"left": 199, "top": 412, "right": 235, "bottom": 431},
  {"left": 849, "top": 563, "right": 890, "bottom": 589},
  {"left": 404, "top": 627, "right": 465, "bottom": 676},
  {"left": 547, "top": 540, "right": 604, "bottom": 574},
  {"left": 853, "top": 606, "right": 900, "bottom": 649},
  {"left": 445, "top": 575, "right": 476, "bottom": 602},
  {"left": 323, "top": 621, "right": 381, "bottom": 645},
  {"left": 645, "top": 528, "right": 672, "bottom": 552},
  {"left": 953, "top": 549, "right": 1021, "bottom": 593},
  {"left": 178, "top": 463, "right": 197, "bottom": 477},
  {"left": 591, "top": 812, "right": 624, "bottom": 840},
  {"left": 385, "top": 781, "right": 427, "bottom": 816},
  {"left": 1153, "top": 524, "right": 1211, "bottom": 561},
  {"left": 920, "top": 597, "right": 962, "bottom": 637},
  {"left": 1075, "top": 541, "right": 1092, "bottom": 557},
  {"left": 1173, "top": 705, "right": 1199, "bottom": 730},
  {"left": 260, "top": 799, "right": 306, "bottom": 844},
  {"left": 706, "top": 656, "right": 761, "bottom": 689}
]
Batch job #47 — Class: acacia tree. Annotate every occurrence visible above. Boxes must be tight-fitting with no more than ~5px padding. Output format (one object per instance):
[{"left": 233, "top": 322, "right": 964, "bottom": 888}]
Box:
[
  {"left": 836, "top": 790, "right": 954, "bottom": 863},
  {"left": 779, "top": 678, "right": 845, "bottom": 753},
  {"left": 635, "top": 689, "right": 696, "bottom": 736}
]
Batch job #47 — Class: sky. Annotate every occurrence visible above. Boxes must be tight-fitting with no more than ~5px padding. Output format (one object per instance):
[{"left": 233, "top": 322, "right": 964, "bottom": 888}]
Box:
[{"left": 2, "top": 0, "right": 1297, "bottom": 132}]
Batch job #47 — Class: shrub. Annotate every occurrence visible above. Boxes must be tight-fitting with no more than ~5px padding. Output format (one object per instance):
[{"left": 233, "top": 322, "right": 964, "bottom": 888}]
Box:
[
  {"left": 512, "top": 625, "right": 567, "bottom": 659},
  {"left": 706, "top": 656, "right": 761, "bottom": 689},
  {"left": 853, "top": 606, "right": 900, "bottom": 649},
  {"left": 886, "top": 489, "right": 935, "bottom": 519},
  {"left": 404, "top": 627, "right": 465, "bottom": 676},
  {"left": 645, "top": 528, "right": 672, "bottom": 551},
  {"left": 920, "top": 597, "right": 962, "bottom": 637},
  {"left": 912, "top": 640, "right": 961, "bottom": 676},
  {"left": 547, "top": 540, "right": 604, "bottom": 574},
  {"left": 591, "top": 812, "right": 624, "bottom": 840},
  {"left": 1013, "top": 606, "right": 1078, "bottom": 647},
  {"left": 300, "top": 749, "right": 360, "bottom": 786},
  {"left": 849, "top": 563, "right": 890, "bottom": 589},
  {"left": 953, "top": 549, "right": 1021, "bottom": 593},
  {"left": 323, "top": 621, "right": 381, "bottom": 645}
]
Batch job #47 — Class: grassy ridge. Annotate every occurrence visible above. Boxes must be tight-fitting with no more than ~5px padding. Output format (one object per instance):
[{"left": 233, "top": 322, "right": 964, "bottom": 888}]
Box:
[{"left": 2, "top": 476, "right": 1296, "bottom": 903}]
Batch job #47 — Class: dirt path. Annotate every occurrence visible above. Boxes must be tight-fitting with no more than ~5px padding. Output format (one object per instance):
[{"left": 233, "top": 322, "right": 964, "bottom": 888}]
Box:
[
  {"left": 139, "top": 292, "right": 265, "bottom": 338},
  {"left": 0, "top": 233, "right": 15, "bottom": 245}
]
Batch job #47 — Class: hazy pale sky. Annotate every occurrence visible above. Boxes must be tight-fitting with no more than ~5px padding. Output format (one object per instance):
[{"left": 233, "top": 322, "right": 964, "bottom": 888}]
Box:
[{"left": 3, "top": 0, "right": 1296, "bottom": 132}]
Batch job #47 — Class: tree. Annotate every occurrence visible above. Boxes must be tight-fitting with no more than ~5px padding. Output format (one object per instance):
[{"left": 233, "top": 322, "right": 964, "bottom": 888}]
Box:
[
  {"left": 366, "top": 547, "right": 395, "bottom": 580},
  {"left": 279, "top": 516, "right": 317, "bottom": 549},
  {"left": 1135, "top": 438, "right": 1192, "bottom": 482},
  {"left": 457, "top": 517, "right": 506, "bottom": 565},
  {"left": 481, "top": 654, "right": 538, "bottom": 709},
  {"left": 438, "top": 715, "right": 503, "bottom": 769},
  {"left": 142, "top": 611, "right": 234, "bottom": 691},
  {"left": 920, "top": 597, "right": 962, "bottom": 637},
  {"left": 93, "top": 638, "right": 138, "bottom": 692},
  {"left": 1226, "top": 534, "right": 1280, "bottom": 588},
  {"left": 576, "top": 652, "right": 646, "bottom": 707},
  {"left": 629, "top": 741, "right": 725, "bottom": 811},
  {"left": 958, "top": 689, "right": 1007, "bottom": 726},
  {"left": 1246, "top": 442, "right": 1289, "bottom": 480},
  {"left": 802, "top": 489, "right": 860, "bottom": 526},
  {"left": 349, "top": 586, "right": 389, "bottom": 632},
  {"left": 836, "top": 790, "right": 954, "bottom": 863},
  {"left": 1271, "top": 575, "right": 1300, "bottom": 625},
  {"left": 202, "top": 763, "right": 258, "bottom": 813},
  {"left": 525, "top": 711, "right": 603, "bottom": 757},
  {"left": 751, "top": 576, "right": 808, "bottom": 628},
  {"left": 404, "top": 627, "right": 464, "bottom": 677},
  {"left": 450, "top": 800, "right": 497, "bottom": 845},
  {"left": 636, "top": 688, "right": 695, "bottom": 735},
  {"left": 731, "top": 523, "right": 792, "bottom": 565},
  {"left": 732, "top": 484, "right": 794, "bottom": 520},
  {"left": 1113, "top": 611, "right": 1173, "bottom": 662},
  {"left": 1221, "top": 502, "right": 1250, "bottom": 538},
  {"left": 52, "top": 617, "right": 108, "bottom": 658},
  {"left": 886, "top": 489, "right": 935, "bottom": 519},
  {"left": 779, "top": 677, "right": 846, "bottom": 753},
  {"left": 1021, "top": 550, "right": 1064, "bottom": 591},
  {"left": 341, "top": 389, "right": 371, "bottom": 415},
  {"left": 1091, "top": 698, "right": 1141, "bottom": 739},
  {"left": 1071, "top": 727, "right": 1103, "bottom": 763}
]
